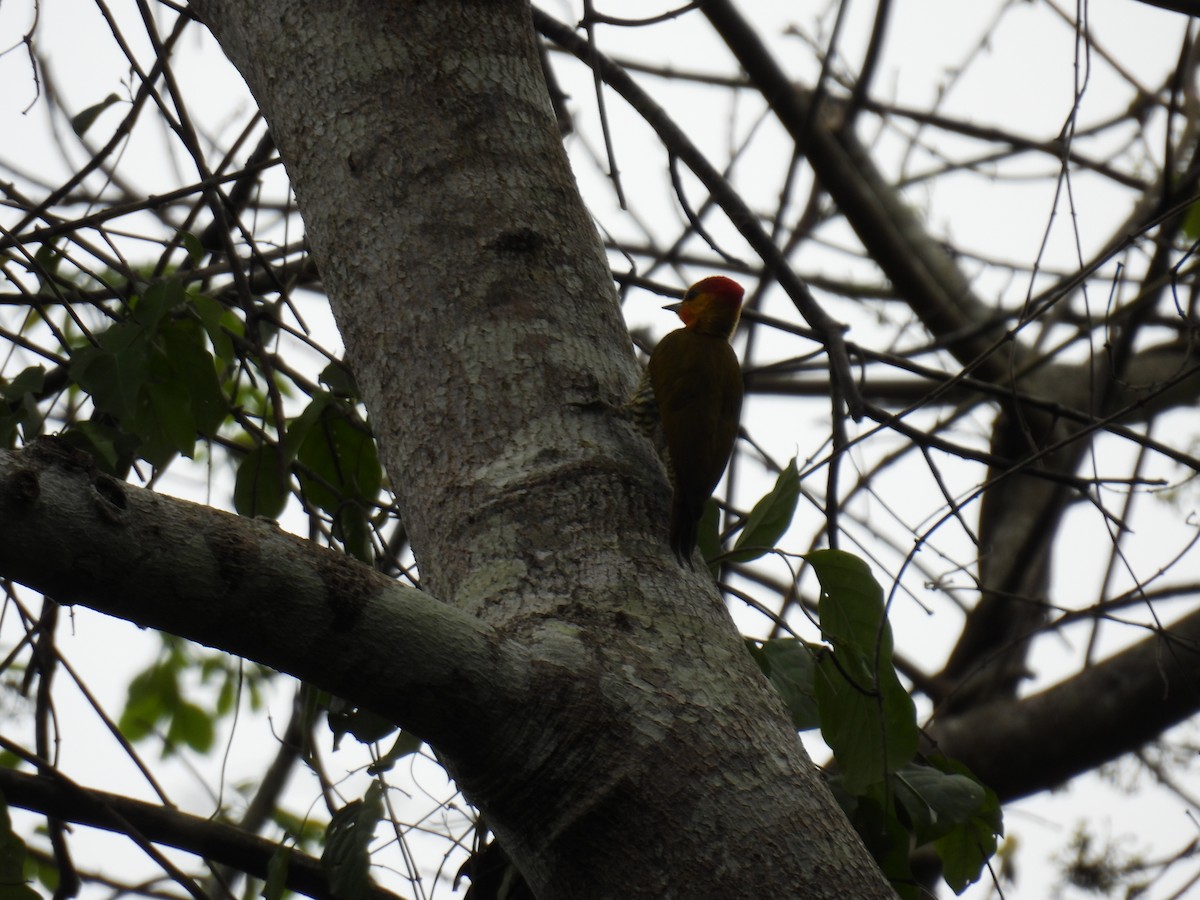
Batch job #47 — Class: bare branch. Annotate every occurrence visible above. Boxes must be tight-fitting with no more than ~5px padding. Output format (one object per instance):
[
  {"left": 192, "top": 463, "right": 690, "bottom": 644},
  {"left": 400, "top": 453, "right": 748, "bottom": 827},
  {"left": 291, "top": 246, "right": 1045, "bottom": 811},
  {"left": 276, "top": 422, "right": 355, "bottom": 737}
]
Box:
[{"left": 0, "top": 765, "right": 407, "bottom": 900}]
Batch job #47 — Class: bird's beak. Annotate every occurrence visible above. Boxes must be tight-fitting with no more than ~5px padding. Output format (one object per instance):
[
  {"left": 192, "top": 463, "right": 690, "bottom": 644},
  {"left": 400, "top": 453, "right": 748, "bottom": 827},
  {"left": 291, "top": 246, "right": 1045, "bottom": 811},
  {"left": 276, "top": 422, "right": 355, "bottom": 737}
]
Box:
[{"left": 664, "top": 301, "right": 683, "bottom": 314}]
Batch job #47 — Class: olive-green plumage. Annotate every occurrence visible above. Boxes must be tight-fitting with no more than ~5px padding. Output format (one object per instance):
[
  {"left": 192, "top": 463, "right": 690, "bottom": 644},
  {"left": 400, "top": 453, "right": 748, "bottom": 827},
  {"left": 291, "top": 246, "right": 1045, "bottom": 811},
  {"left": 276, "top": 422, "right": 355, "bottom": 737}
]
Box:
[{"left": 637, "top": 276, "right": 745, "bottom": 566}]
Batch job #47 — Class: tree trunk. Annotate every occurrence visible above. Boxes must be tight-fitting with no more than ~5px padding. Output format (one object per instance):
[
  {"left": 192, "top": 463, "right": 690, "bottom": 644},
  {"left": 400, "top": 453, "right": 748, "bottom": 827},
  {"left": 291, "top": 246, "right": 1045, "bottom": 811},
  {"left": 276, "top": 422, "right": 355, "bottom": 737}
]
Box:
[{"left": 178, "top": 1, "right": 893, "bottom": 897}]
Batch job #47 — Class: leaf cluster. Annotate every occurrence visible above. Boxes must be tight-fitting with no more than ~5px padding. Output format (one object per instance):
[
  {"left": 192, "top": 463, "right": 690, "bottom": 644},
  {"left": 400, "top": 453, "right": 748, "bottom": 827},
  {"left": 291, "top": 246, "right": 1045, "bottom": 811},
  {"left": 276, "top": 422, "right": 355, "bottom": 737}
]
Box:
[
  {"left": 749, "top": 549, "right": 1002, "bottom": 897},
  {"left": 118, "top": 635, "right": 272, "bottom": 757}
]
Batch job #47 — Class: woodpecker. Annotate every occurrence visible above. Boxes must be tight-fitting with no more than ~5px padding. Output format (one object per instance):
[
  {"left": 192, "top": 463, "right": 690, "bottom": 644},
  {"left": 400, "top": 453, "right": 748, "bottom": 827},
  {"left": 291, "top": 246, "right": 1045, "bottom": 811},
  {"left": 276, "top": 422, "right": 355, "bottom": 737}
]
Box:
[{"left": 629, "top": 276, "right": 745, "bottom": 566}]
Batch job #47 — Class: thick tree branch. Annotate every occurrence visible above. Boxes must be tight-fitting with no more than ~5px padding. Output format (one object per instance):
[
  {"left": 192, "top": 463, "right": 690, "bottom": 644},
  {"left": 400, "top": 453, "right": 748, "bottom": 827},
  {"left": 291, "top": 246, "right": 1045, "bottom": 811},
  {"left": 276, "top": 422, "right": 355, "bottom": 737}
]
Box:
[
  {"left": 0, "top": 766, "right": 404, "bottom": 900},
  {"left": 931, "top": 606, "right": 1200, "bottom": 801},
  {"left": 0, "top": 441, "right": 507, "bottom": 755},
  {"left": 1132, "top": 0, "right": 1200, "bottom": 16}
]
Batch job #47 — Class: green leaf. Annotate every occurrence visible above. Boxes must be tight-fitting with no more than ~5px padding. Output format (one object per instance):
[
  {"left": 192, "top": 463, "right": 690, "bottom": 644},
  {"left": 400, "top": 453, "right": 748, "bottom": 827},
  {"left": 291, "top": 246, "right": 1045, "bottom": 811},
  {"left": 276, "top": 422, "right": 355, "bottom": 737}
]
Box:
[
  {"left": 133, "top": 280, "right": 185, "bottom": 331},
  {"left": 931, "top": 757, "right": 1003, "bottom": 893},
  {"left": 179, "top": 230, "right": 205, "bottom": 266},
  {"left": 66, "top": 283, "right": 228, "bottom": 469},
  {"left": 216, "top": 674, "right": 236, "bottom": 717},
  {"left": 158, "top": 319, "right": 227, "bottom": 439},
  {"left": 0, "top": 366, "right": 45, "bottom": 403},
  {"left": 32, "top": 242, "right": 62, "bottom": 286},
  {"left": 809, "top": 549, "right": 917, "bottom": 793},
  {"left": 296, "top": 401, "right": 381, "bottom": 513},
  {"left": 1184, "top": 200, "right": 1200, "bottom": 242},
  {"left": 119, "top": 642, "right": 264, "bottom": 758},
  {"left": 70, "top": 282, "right": 183, "bottom": 425},
  {"left": 70, "top": 323, "right": 149, "bottom": 421},
  {"left": 809, "top": 549, "right": 887, "bottom": 659},
  {"left": 62, "top": 420, "right": 135, "bottom": 474},
  {"left": 200, "top": 654, "right": 225, "bottom": 681},
  {"left": 334, "top": 504, "right": 374, "bottom": 563},
  {"left": 328, "top": 702, "right": 397, "bottom": 746},
  {"left": 119, "top": 661, "right": 181, "bottom": 742},
  {"left": 368, "top": 732, "right": 423, "bottom": 775},
  {"left": 0, "top": 418, "right": 15, "bottom": 451},
  {"left": 283, "top": 392, "right": 333, "bottom": 460},
  {"left": 937, "top": 817, "right": 1001, "bottom": 894},
  {"left": 29, "top": 850, "right": 60, "bottom": 892},
  {"left": 0, "top": 787, "right": 30, "bottom": 888},
  {"left": 833, "top": 784, "right": 917, "bottom": 898},
  {"left": 893, "top": 761, "right": 986, "bottom": 845},
  {"left": 136, "top": 373, "right": 193, "bottom": 467},
  {"left": 730, "top": 458, "right": 799, "bottom": 562},
  {"left": 264, "top": 842, "right": 291, "bottom": 900},
  {"left": 0, "top": 791, "right": 38, "bottom": 899},
  {"left": 322, "top": 782, "right": 383, "bottom": 899},
  {"left": 71, "top": 92, "right": 122, "bottom": 136},
  {"left": 0, "top": 366, "right": 48, "bottom": 447},
  {"left": 235, "top": 443, "right": 289, "bottom": 519},
  {"left": 272, "top": 809, "right": 326, "bottom": 849},
  {"left": 191, "top": 292, "right": 236, "bottom": 364},
  {"left": 814, "top": 650, "right": 915, "bottom": 793},
  {"left": 166, "top": 701, "right": 216, "bottom": 754},
  {"left": 746, "top": 638, "right": 820, "bottom": 730},
  {"left": 320, "top": 361, "right": 361, "bottom": 400}
]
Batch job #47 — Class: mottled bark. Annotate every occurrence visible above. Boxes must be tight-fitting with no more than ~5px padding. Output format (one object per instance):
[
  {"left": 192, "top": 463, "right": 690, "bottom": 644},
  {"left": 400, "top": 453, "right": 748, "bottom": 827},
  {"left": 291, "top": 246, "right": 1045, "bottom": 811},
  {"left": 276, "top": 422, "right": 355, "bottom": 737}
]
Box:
[{"left": 173, "top": 1, "right": 896, "bottom": 897}]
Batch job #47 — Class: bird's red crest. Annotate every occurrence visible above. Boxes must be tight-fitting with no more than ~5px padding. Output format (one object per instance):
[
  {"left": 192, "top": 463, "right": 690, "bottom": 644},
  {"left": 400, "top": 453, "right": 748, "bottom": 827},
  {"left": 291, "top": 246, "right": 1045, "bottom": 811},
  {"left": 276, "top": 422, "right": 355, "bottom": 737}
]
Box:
[
  {"left": 687, "top": 276, "right": 744, "bottom": 306},
  {"left": 675, "top": 276, "right": 745, "bottom": 331}
]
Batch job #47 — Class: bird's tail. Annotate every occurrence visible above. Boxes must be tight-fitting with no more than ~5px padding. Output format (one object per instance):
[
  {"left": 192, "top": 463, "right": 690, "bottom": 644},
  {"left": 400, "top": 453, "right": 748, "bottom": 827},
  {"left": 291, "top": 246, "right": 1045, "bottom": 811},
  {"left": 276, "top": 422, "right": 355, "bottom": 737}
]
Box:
[{"left": 669, "top": 493, "right": 702, "bottom": 568}]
